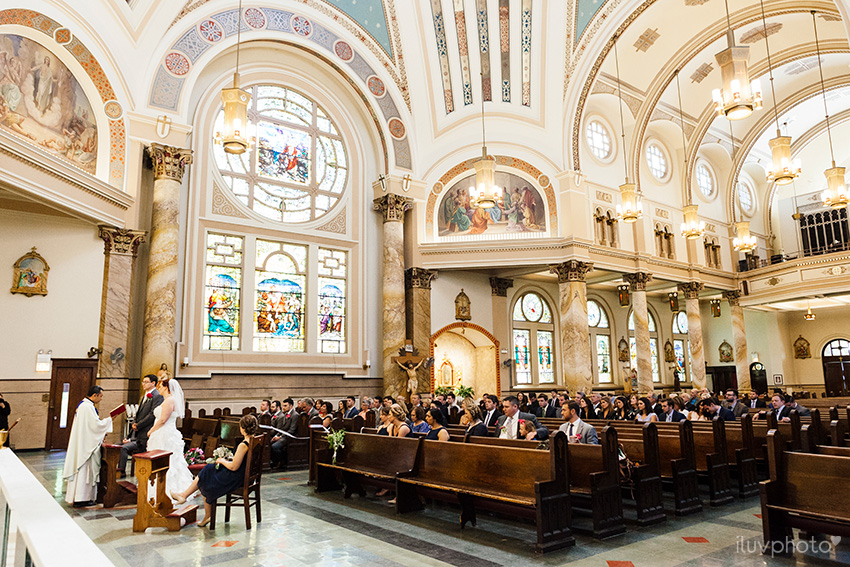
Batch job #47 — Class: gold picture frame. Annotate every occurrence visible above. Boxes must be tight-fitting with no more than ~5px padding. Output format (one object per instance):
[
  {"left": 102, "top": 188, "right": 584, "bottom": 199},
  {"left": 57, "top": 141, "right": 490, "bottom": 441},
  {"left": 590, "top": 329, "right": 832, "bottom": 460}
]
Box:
[{"left": 10, "top": 247, "right": 49, "bottom": 297}]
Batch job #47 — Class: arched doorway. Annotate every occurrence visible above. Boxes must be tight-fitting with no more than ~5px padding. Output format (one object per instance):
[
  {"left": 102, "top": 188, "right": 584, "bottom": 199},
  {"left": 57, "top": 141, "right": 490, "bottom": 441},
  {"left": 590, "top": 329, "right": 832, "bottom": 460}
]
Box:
[
  {"left": 430, "top": 322, "right": 501, "bottom": 398},
  {"left": 822, "top": 339, "right": 850, "bottom": 397}
]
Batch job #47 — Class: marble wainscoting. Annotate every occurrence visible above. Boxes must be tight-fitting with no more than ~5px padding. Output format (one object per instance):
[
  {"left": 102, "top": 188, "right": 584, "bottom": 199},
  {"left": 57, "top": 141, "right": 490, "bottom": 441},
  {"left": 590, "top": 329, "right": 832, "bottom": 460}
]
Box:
[{"left": 0, "top": 378, "right": 50, "bottom": 449}]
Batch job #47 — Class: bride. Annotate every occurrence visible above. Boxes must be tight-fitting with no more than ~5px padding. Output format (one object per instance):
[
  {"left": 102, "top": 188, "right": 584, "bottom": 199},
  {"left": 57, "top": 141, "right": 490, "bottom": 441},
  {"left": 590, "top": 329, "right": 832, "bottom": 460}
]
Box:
[{"left": 146, "top": 375, "right": 194, "bottom": 502}]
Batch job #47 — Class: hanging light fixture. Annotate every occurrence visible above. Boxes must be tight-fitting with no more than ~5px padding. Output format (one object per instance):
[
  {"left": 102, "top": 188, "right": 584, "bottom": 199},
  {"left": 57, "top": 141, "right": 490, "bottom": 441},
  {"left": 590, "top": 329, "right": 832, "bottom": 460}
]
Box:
[
  {"left": 469, "top": 75, "right": 499, "bottom": 209},
  {"left": 613, "top": 35, "right": 643, "bottom": 223},
  {"left": 811, "top": 13, "right": 849, "bottom": 209},
  {"left": 728, "top": 121, "right": 757, "bottom": 253},
  {"left": 712, "top": 0, "right": 763, "bottom": 120},
  {"left": 675, "top": 70, "right": 706, "bottom": 239},
  {"left": 215, "top": 0, "right": 252, "bottom": 154},
  {"left": 804, "top": 299, "right": 816, "bottom": 321}
]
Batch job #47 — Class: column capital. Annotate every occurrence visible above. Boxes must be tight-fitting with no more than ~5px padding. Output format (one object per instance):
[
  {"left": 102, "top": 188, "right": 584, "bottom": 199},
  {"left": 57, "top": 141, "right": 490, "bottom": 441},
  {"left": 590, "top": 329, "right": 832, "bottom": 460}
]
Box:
[
  {"left": 623, "top": 272, "right": 652, "bottom": 291},
  {"left": 722, "top": 290, "right": 742, "bottom": 306},
  {"left": 550, "top": 260, "right": 594, "bottom": 283},
  {"left": 373, "top": 193, "right": 412, "bottom": 223},
  {"left": 147, "top": 143, "right": 193, "bottom": 182},
  {"left": 489, "top": 277, "right": 514, "bottom": 297},
  {"left": 405, "top": 267, "right": 437, "bottom": 290},
  {"left": 678, "top": 281, "right": 705, "bottom": 299},
  {"left": 98, "top": 225, "right": 146, "bottom": 257}
]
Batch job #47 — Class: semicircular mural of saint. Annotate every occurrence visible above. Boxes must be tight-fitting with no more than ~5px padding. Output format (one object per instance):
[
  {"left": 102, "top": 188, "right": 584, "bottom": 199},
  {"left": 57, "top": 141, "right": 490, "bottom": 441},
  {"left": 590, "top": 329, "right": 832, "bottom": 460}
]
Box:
[
  {"left": 437, "top": 172, "right": 546, "bottom": 237},
  {"left": 0, "top": 34, "right": 97, "bottom": 174}
]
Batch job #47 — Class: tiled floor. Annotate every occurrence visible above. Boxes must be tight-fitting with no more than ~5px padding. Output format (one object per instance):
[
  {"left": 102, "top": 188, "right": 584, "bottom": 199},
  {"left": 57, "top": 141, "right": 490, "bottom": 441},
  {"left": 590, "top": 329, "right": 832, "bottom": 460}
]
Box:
[{"left": 19, "top": 450, "right": 850, "bottom": 567}]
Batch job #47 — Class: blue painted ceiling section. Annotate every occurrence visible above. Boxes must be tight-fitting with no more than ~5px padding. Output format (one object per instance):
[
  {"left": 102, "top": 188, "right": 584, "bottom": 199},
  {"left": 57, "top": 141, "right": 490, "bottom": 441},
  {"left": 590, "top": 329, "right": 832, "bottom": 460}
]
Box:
[
  {"left": 576, "top": 0, "right": 608, "bottom": 44},
  {"left": 324, "top": 0, "right": 392, "bottom": 56}
]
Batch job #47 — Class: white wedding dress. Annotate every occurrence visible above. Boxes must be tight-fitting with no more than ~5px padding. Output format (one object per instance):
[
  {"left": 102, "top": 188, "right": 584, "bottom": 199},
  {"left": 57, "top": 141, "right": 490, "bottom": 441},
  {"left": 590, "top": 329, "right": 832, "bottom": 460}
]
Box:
[{"left": 146, "top": 400, "right": 193, "bottom": 502}]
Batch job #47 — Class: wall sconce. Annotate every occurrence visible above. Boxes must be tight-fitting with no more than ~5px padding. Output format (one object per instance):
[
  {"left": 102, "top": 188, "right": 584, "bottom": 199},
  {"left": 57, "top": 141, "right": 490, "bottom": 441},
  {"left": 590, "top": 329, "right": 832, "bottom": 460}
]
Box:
[
  {"left": 377, "top": 174, "right": 387, "bottom": 192},
  {"left": 710, "top": 299, "right": 722, "bottom": 317},
  {"left": 181, "top": 357, "right": 190, "bottom": 368},
  {"left": 36, "top": 349, "right": 52, "bottom": 372},
  {"left": 402, "top": 174, "right": 412, "bottom": 192},
  {"left": 751, "top": 352, "right": 760, "bottom": 363},
  {"left": 617, "top": 284, "right": 630, "bottom": 307},
  {"left": 668, "top": 292, "right": 679, "bottom": 313}
]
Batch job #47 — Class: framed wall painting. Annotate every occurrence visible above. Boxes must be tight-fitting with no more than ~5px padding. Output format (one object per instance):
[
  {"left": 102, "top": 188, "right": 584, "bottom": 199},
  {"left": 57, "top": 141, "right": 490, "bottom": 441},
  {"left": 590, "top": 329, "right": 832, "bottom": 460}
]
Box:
[{"left": 11, "top": 247, "right": 49, "bottom": 297}]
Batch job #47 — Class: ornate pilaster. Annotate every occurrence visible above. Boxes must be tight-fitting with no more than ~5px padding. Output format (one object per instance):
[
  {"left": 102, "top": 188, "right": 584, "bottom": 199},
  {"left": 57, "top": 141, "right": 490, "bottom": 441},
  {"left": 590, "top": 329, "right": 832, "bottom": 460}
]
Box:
[
  {"left": 405, "top": 267, "right": 437, "bottom": 290},
  {"left": 723, "top": 290, "right": 750, "bottom": 392},
  {"left": 624, "top": 272, "right": 653, "bottom": 393},
  {"left": 405, "top": 268, "right": 436, "bottom": 381},
  {"left": 551, "top": 261, "right": 594, "bottom": 393},
  {"left": 141, "top": 144, "right": 193, "bottom": 379},
  {"left": 679, "top": 282, "right": 706, "bottom": 389},
  {"left": 373, "top": 193, "right": 412, "bottom": 223},
  {"left": 489, "top": 277, "right": 514, "bottom": 297},
  {"left": 97, "top": 226, "right": 146, "bottom": 379}
]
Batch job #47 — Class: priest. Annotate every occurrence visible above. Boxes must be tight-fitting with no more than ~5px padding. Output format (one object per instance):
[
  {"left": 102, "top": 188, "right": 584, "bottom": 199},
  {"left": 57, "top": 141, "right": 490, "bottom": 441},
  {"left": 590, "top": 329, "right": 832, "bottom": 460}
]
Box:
[{"left": 63, "top": 386, "right": 115, "bottom": 506}]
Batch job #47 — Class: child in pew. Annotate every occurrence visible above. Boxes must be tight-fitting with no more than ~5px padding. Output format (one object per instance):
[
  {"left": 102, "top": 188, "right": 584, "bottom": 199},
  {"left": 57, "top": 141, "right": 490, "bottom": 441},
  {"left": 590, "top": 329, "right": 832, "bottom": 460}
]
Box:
[{"left": 519, "top": 420, "right": 549, "bottom": 450}]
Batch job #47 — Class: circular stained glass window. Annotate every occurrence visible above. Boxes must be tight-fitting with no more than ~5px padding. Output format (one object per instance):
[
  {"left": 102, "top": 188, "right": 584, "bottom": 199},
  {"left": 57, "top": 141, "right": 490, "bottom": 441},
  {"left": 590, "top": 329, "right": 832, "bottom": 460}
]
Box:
[
  {"left": 522, "top": 293, "right": 543, "bottom": 322},
  {"left": 588, "top": 300, "right": 601, "bottom": 327},
  {"left": 674, "top": 311, "right": 688, "bottom": 334},
  {"left": 586, "top": 120, "right": 613, "bottom": 161}
]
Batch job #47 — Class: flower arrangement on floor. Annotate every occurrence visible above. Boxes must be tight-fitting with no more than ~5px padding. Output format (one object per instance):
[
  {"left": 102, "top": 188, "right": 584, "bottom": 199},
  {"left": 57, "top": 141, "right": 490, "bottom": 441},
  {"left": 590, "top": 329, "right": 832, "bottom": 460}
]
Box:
[
  {"left": 184, "top": 447, "right": 205, "bottom": 465},
  {"left": 206, "top": 446, "right": 233, "bottom": 469},
  {"left": 326, "top": 429, "right": 345, "bottom": 465}
]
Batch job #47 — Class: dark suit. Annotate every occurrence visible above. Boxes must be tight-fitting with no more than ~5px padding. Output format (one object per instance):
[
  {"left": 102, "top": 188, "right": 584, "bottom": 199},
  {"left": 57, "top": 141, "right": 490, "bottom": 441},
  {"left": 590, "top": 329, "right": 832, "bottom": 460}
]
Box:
[
  {"left": 651, "top": 403, "right": 665, "bottom": 418},
  {"left": 748, "top": 398, "right": 767, "bottom": 409},
  {"left": 714, "top": 407, "right": 736, "bottom": 421},
  {"left": 788, "top": 403, "right": 810, "bottom": 417},
  {"left": 344, "top": 406, "right": 359, "bottom": 419},
  {"left": 483, "top": 408, "right": 503, "bottom": 428},
  {"left": 533, "top": 404, "right": 557, "bottom": 418},
  {"left": 772, "top": 405, "right": 792, "bottom": 421},
  {"left": 271, "top": 410, "right": 300, "bottom": 467},
  {"left": 0, "top": 397, "right": 10, "bottom": 447},
  {"left": 495, "top": 411, "right": 549, "bottom": 440},
  {"left": 661, "top": 410, "right": 686, "bottom": 422},
  {"left": 119, "top": 389, "right": 163, "bottom": 470},
  {"left": 725, "top": 401, "right": 749, "bottom": 418}
]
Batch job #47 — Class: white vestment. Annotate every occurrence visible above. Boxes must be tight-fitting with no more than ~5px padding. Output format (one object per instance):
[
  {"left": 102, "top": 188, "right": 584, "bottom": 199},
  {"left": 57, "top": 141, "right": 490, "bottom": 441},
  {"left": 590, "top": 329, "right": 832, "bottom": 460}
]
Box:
[{"left": 62, "top": 398, "right": 112, "bottom": 504}]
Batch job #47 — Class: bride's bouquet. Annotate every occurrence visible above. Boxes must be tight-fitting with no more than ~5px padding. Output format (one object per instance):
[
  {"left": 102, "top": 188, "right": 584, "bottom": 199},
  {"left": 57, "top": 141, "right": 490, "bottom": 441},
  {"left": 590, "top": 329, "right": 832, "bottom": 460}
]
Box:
[
  {"left": 184, "top": 447, "right": 206, "bottom": 465},
  {"left": 206, "top": 446, "right": 233, "bottom": 469}
]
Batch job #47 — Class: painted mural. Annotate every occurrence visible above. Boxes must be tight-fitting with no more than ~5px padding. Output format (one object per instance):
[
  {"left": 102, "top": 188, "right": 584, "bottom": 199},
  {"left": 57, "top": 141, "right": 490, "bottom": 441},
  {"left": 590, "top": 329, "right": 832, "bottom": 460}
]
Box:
[
  {"left": 0, "top": 34, "right": 97, "bottom": 173},
  {"left": 437, "top": 172, "right": 546, "bottom": 237}
]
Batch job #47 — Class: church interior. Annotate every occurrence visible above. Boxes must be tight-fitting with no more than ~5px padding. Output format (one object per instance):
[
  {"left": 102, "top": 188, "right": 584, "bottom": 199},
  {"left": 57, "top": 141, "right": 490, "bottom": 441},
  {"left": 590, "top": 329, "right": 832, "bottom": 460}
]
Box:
[{"left": 3, "top": 0, "right": 850, "bottom": 565}]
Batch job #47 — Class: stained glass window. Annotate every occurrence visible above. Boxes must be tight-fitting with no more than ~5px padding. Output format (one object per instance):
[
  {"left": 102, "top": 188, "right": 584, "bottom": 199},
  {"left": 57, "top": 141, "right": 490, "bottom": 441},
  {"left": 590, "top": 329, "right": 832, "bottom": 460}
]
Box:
[
  {"left": 522, "top": 293, "right": 543, "bottom": 321},
  {"left": 587, "top": 300, "right": 609, "bottom": 328},
  {"left": 673, "top": 311, "right": 688, "bottom": 335},
  {"left": 586, "top": 120, "right": 612, "bottom": 160},
  {"left": 511, "top": 291, "right": 557, "bottom": 386},
  {"left": 628, "top": 311, "right": 657, "bottom": 332},
  {"left": 646, "top": 143, "right": 668, "bottom": 180},
  {"left": 538, "top": 331, "right": 554, "bottom": 383},
  {"left": 673, "top": 313, "right": 691, "bottom": 382},
  {"left": 629, "top": 309, "right": 660, "bottom": 382},
  {"left": 824, "top": 339, "right": 850, "bottom": 357},
  {"left": 596, "top": 335, "right": 611, "bottom": 383},
  {"left": 203, "top": 233, "right": 243, "bottom": 351},
  {"left": 318, "top": 248, "right": 347, "bottom": 354},
  {"left": 674, "top": 339, "right": 686, "bottom": 373},
  {"left": 254, "top": 240, "right": 307, "bottom": 352},
  {"left": 215, "top": 85, "right": 347, "bottom": 223},
  {"left": 513, "top": 329, "right": 532, "bottom": 384}
]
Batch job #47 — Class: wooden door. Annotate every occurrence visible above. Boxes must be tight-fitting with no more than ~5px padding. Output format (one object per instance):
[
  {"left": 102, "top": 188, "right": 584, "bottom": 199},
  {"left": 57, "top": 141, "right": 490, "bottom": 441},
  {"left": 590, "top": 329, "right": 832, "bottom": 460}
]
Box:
[
  {"left": 46, "top": 359, "right": 97, "bottom": 450},
  {"left": 823, "top": 357, "right": 850, "bottom": 397}
]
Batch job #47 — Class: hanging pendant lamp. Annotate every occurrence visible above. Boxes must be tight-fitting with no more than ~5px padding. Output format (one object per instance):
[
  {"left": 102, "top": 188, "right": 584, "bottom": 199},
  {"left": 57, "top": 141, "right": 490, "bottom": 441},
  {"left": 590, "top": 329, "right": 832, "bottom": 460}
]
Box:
[
  {"left": 712, "top": 0, "right": 763, "bottom": 120},
  {"left": 613, "top": 35, "right": 643, "bottom": 223},
  {"left": 215, "top": 0, "right": 252, "bottom": 154},
  {"left": 469, "top": 79, "right": 498, "bottom": 209},
  {"left": 728, "top": 122, "right": 757, "bottom": 253},
  {"left": 675, "top": 70, "right": 705, "bottom": 239}
]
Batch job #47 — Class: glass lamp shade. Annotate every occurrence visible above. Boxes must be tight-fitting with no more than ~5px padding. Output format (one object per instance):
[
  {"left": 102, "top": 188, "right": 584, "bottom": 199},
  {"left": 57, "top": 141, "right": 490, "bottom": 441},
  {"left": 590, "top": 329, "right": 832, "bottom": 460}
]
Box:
[
  {"left": 821, "top": 165, "right": 848, "bottom": 210},
  {"left": 680, "top": 204, "right": 706, "bottom": 239},
  {"left": 216, "top": 73, "right": 252, "bottom": 155},
  {"left": 712, "top": 41, "right": 762, "bottom": 121},
  {"left": 469, "top": 150, "right": 498, "bottom": 208},
  {"left": 804, "top": 306, "right": 816, "bottom": 321},
  {"left": 616, "top": 182, "right": 643, "bottom": 223},
  {"left": 732, "top": 220, "right": 757, "bottom": 252},
  {"left": 766, "top": 135, "right": 801, "bottom": 185}
]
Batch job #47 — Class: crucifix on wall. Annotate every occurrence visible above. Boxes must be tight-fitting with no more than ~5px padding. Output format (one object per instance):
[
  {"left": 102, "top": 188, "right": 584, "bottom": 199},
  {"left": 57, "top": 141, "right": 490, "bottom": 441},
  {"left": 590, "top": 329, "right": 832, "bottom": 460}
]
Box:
[{"left": 392, "top": 340, "right": 433, "bottom": 398}]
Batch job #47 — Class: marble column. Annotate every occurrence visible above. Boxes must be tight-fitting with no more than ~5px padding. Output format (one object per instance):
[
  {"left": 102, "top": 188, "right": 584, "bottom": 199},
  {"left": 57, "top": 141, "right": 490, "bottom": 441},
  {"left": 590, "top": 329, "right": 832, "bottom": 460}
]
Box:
[
  {"left": 97, "top": 226, "right": 146, "bottom": 378},
  {"left": 374, "top": 194, "right": 412, "bottom": 399},
  {"left": 405, "top": 267, "right": 437, "bottom": 388},
  {"left": 490, "top": 277, "right": 513, "bottom": 396},
  {"left": 680, "top": 282, "right": 706, "bottom": 390},
  {"left": 723, "top": 290, "right": 750, "bottom": 392},
  {"left": 141, "top": 144, "right": 193, "bottom": 379},
  {"left": 624, "top": 272, "right": 653, "bottom": 394},
  {"left": 551, "top": 261, "right": 594, "bottom": 394}
]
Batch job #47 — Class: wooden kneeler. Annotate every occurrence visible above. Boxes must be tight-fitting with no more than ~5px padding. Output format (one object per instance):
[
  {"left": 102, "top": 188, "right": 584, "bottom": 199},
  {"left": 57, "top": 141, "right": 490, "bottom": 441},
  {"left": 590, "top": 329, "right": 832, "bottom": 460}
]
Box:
[
  {"left": 132, "top": 450, "right": 198, "bottom": 532},
  {"left": 98, "top": 444, "right": 137, "bottom": 508}
]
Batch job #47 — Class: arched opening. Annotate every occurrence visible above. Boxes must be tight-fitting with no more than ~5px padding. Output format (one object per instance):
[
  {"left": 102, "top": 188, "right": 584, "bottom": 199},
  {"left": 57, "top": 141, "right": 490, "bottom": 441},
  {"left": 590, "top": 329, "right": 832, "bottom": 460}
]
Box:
[
  {"left": 430, "top": 322, "right": 500, "bottom": 398},
  {"left": 822, "top": 338, "right": 850, "bottom": 397}
]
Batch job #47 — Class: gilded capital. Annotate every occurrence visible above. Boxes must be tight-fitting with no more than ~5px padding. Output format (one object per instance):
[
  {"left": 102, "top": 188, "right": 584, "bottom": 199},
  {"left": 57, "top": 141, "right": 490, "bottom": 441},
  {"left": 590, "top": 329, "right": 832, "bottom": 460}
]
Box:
[
  {"left": 373, "top": 193, "right": 412, "bottom": 223},
  {"left": 147, "top": 143, "right": 193, "bottom": 182},
  {"left": 623, "top": 272, "right": 652, "bottom": 291},
  {"left": 489, "top": 277, "right": 514, "bottom": 297},
  {"left": 722, "top": 290, "right": 742, "bottom": 306},
  {"left": 550, "top": 260, "right": 593, "bottom": 283},
  {"left": 679, "top": 281, "right": 704, "bottom": 300},
  {"left": 98, "top": 225, "right": 147, "bottom": 257},
  {"left": 405, "top": 267, "right": 437, "bottom": 290}
]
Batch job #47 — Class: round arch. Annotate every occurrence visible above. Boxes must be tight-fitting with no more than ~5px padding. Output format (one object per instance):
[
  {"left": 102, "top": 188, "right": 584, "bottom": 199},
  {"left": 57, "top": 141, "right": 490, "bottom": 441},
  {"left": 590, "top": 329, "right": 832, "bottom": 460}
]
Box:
[{"left": 430, "top": 321, "right": 501, "bottom": 397}]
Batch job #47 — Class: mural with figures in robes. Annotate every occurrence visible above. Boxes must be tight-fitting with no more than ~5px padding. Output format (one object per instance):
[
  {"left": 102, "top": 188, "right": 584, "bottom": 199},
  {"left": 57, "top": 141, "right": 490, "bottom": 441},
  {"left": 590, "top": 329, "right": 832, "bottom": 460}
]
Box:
[
  {"left": 0, "top": 34, "right": 97, "bottom": 173},
  {"left": 437, "top": 172, "right": 546, "bottom": 237}
]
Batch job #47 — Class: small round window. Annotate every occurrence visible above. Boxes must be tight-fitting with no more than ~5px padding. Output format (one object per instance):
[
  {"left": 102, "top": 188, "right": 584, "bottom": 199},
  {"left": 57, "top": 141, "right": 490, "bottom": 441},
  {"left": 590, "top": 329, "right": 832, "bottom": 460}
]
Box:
[
  {"left": 585, "top": 119, "right": 613, "bottom": 161},
  {"left": 737, "top": 180, "right": 756, "bottom": 217},
  {"left": 645, "top": 142, "right": 669, "bottom": 181},
  {"left": 695, "top": 162, "right": 715, "bottom": 199}
]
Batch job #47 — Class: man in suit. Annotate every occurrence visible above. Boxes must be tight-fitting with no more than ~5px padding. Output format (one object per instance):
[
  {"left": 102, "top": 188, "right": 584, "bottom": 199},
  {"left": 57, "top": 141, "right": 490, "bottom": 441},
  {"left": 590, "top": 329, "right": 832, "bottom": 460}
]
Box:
[
  {"left": 558, "top": 401, "right": 599, "bottom": 444},
  {"left": 533, "top": 394, "right": 557, "bottom": 418},
  {"left": 763, "top": 394, "right": 793, "bottom": 421},
  {"left": 724, "top": 389, "right": 749, "bottom": 418},
  {"left": 700, "top": 397, "right": 736, "bottom": 421},
  {"left": 0, "top": 392, "right": 10, "bottom": 447},
  {"left": 747, "top": 390, "right": 766, "bottom": 409},
  {"left": 259, "top": 399, "right": 271, "bottom": 416},
  {"left": 648, "top": 392, "right": 665, "bottom": 417},
  {"left": 270, "top": 400, "right": 283, "bottom": 421},
  {"left": 343, "top": 395, "right": 359, "bottom": 419},
  {"left": 548, "top": 390, "right": 561, "bottom": 409},
  {"left": 496, "top": 396, "right": 548, "bottom": 439},
  {"left": 271, "top": 398, "right": 300, "bottom": 469},
  {"left": 590, "top": 392, "right": 602, "bottom": 414},
  {"left": 660, "top": 398, "right": 686, "bottom": 422},
  {"left": 118, "top": 374, "right": 163, "bottom": 474},
  {"left": 299, "top": 397, "right": 320, "bottom": 418},
  {"left": 482, "top": 395, "right": 502, "bottom": 427},
  {"left": 787, "top": 397, "right": 811, "bottom": 417}
]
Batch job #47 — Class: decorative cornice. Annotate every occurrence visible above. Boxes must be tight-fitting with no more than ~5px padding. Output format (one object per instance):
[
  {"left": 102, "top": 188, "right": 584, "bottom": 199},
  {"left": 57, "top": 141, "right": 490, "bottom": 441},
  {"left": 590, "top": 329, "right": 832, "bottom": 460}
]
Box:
[
  {"left": 489, "top": 276, "right": 514, "bottom": 297},
  {"left": 147, "top": 143, "right": 193, "bottom": 182},
  {"left": 373, "top": 193, "right": 412, "bottom": 223},
  {"left": 405, "top": 267, "right": 437, "bottom": 290},
  {"left": 550, "top": 260, "right": 593, "bottom": 283},
  {"left": 98, "top": 226, "right": 146, "bottom": 257},
  {"left": 722, "top": 290, "right": 742, "bottom": 306},
  {"left": 679, "top": 281, "right": 705, "bottom": 299},
  {"left": 623, "top": 272, "right": 653, "bottom": 291}
]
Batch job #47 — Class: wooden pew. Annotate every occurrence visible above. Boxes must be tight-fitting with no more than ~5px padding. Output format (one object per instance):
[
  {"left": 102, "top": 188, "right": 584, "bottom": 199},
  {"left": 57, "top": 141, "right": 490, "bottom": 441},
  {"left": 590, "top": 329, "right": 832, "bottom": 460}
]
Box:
[
  {"left": 132, "top": 450, "right": 197, "bottom": 532},
  {"left": 613, "top": 423, "right": 666, "bottom": 526},
  {"left": 98, "top": 444, "right": 137, "bottom": 508},
  {"left": 396, "top": 432, "right": 575, "bottom": 553},
  {"left": 760, "top": 429, "right": 850, "bottom": 556}
]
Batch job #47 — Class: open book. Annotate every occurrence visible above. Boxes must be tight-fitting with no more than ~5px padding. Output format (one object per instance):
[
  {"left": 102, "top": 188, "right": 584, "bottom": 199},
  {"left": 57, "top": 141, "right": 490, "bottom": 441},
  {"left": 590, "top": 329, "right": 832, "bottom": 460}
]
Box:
[{"left": 110, "top": 404, "right": 127, "bottom": 418}]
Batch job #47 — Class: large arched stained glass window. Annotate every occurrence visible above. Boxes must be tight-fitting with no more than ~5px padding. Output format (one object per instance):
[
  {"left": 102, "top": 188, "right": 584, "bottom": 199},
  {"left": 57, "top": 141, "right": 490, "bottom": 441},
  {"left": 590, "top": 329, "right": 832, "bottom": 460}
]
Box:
[
  {"left": 214, "top": 85, "right": 347, "bottom": 223},
  {"left": 628, "top": 310, "right": 660, "bottom": 382},
  {"left": 204, "top": 233, "right": 243, "bottom": 351},
  {"left": 588, "top": 300, "right": 611, "bottom": 383},
  {"left": 512, "top": 291, "right": 556, "bottom": 386},
  {"left": 254, "top": 240, "right": 307, "bottom": 352}
]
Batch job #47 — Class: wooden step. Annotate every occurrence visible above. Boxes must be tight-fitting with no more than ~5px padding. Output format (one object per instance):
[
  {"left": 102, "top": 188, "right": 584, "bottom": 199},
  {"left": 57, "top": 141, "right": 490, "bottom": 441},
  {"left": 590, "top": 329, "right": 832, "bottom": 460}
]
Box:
[
  {"left": 165, "top": 504, "right": 198, "bottom": 531},
  {"left": 117, "top": 481, "right": 137, "bottom": 494}
]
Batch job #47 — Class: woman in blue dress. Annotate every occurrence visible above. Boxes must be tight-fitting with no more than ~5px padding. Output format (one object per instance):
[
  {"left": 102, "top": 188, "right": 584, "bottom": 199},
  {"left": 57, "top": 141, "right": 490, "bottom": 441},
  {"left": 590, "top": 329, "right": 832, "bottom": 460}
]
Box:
[{"left": 171, "top": 414, "right": 260, "bottom": 527}]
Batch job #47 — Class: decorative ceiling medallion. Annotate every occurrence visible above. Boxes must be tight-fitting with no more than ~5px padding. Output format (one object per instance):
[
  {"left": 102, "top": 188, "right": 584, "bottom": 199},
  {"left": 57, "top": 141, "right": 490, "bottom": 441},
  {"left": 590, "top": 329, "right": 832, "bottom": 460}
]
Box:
[
  {"left": 740, "top": 23, "right": 783, "bottom": 44},
  {"left": 767, "top": 277, "right": 781, "bottom": 286},
  {"left": 164, "top": 52, "right": 190, "bottom": 76},
  {"left": 243, "top": 7, "right": 266, "bottom": 29},
  {"left": 53, "top": 27, "right": 71, "bottom": 45},
  {"left": 433, "top": 182, "right": 444, "bottom": 194},
  {"left": 825, "top": 266, "right": 846, "bottom": 275},
  {"left": 198, "top": 19, "right": 224, "bottom": 43},
  {"left": 333, "top": 40, "right": 354, "bottom": 62},
  {"left": 537, "top": 174, "right": 550, "bottom": 187},
  {"left": 633, "top": 28, "right": 660, "bottom": 52},
  {"left": 104, "top": 100, "right": 123, "bottom": 120},
  {"left": 291, "top": 15, "right": 313, "bottom": 37},
  {"left": 388, "top": 117, "right": 406, "bottom": 140},
  {"left": 367, "top": 75, "right": 386, "bottom": 97}
]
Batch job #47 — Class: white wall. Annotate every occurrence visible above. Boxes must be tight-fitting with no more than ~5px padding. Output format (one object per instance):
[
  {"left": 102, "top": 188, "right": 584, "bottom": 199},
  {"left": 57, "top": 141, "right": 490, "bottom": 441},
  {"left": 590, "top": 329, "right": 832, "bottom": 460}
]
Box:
[{"left": 431, "top": 271, "right": 494, "bottom": 334}]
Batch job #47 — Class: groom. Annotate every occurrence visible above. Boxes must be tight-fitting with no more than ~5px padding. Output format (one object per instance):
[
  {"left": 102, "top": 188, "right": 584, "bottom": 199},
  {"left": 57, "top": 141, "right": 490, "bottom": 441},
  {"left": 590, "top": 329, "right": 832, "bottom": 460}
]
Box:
[{"left": 118, "top": 374, "right": 163, "bottom": 474}]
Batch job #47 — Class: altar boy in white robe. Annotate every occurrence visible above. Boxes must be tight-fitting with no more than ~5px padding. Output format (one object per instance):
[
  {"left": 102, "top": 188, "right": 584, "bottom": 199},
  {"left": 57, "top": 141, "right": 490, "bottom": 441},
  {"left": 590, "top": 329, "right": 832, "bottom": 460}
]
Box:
[{"left": 63, "top": 386, "right": 115, "bottom": 506}]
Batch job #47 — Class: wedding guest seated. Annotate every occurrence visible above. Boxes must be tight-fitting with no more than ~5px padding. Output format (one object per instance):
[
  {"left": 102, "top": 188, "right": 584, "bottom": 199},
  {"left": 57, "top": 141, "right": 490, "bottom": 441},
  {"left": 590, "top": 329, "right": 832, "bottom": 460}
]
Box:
[
  {"left": 462, "top": 398, "right": 488, "bottom": 439},
  {"left": 387, "top": 404, "right": 411, "bottom": 437},
  {"left": 612, "top": 396, "right": 632, "bottom": 420},
  {"left": 410, "top": 406, "right": 430, "bottom": 434},
  {"left": 358, "top": 397, "right": 373, "bottom": 420},
  {"left": 299, "top": 398, "right": 319, "bottom": 418},
  {"left": 516, "top": 392, "right": 529, "bottom": 413},
  {"left": 759, "top": 394, "right": 792, "bottom": 421},
  {"left": 596, "top": 395, "right": 615, "bottom": 420},
  {"left": 723, "top": 389, "right": 748, "bottom": 418},
  {"left": 747, "top": 390, "right": 766, "bottom": 409},
  {"left": 660, "top": 397, "right": 685, "bottom": 422},
  {"left": 699, "top": 397, "right": 736, "bottom": 421},
  {"left": 409, "top": 393, "right": 423, "bottom": 409},
  {"left": 318, "top": 402, "right": 334, "bottom": 429},
  {"left": 558, "top": 401, "right": 599, "bottom": 444},
  {"left": 787, "top": 396, "right": 810, "bottom": 417},
  {"left": 171, "top": 415, "right": 260, "bottom": 527},
  {"left": 578, "top": 396, "right": 597, "bottom": 420},
  {"left": 635, "top": 397, "right": 658, "bottom": 423},
  {"left": 629, "top": 394, "right": 640, "bottom": 415},
  {"left": 518, "top": 419, "right": 542, "bottom": 441},
  {"left": 424, "top": 408, "right": 450, "bottom": 441},
  {"left": 533, "top": 394, "right": 557, "bottom": 418},
  {"left": 259, "top": 400, "right": 271, "bottom": 416},
  {"left": 382, "top": 396, "right": 395, "bottom": 408},
  {"left": 376, "top": 406, "right": 392, "bottom": 435},
  {"left": 343, "top": 395, "right": 359, "bottom": 418},
  {"left": 270, "top": 398, "right": 299, "bottom": 469},
  {"left": 482, "top": 394, "right": 503, "bottom": 427},
  {"left": 496, "top": 396, "right": 548, "bottom": 439}
]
